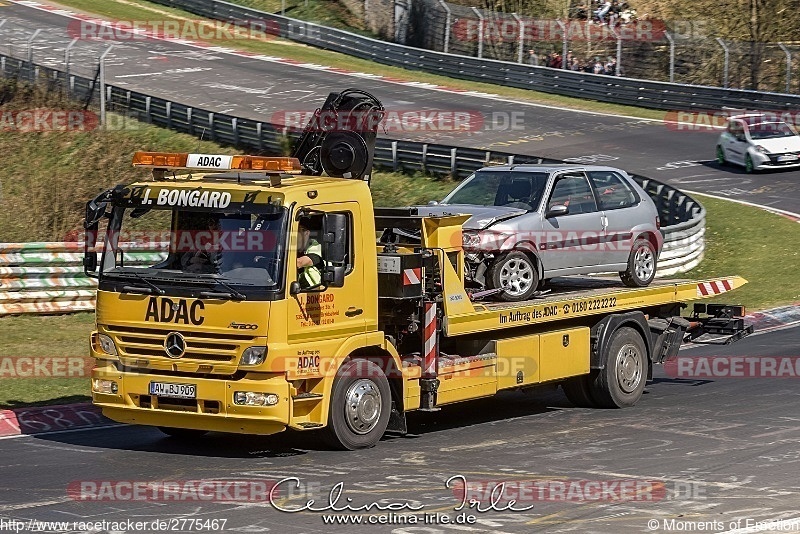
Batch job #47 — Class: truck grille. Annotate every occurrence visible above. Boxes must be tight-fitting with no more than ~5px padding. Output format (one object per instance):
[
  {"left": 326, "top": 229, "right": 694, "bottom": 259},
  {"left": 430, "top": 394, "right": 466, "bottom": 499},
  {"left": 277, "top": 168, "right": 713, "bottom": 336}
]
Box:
[{"left": 105, "top": 325, "right": 254, "bottom": 363}]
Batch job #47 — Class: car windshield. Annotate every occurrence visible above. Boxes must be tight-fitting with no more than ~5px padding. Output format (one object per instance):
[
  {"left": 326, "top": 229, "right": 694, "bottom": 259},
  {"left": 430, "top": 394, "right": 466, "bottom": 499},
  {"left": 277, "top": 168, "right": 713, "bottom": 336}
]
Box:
[
  {"left": 100, "top": 206, "right": 288, "bottom": 292},
  {"left": 747, "top": 121, "right": 796, "bottom": 140},
  {"left": 442, "top": 170, "right": 550, "bottom": 210}
]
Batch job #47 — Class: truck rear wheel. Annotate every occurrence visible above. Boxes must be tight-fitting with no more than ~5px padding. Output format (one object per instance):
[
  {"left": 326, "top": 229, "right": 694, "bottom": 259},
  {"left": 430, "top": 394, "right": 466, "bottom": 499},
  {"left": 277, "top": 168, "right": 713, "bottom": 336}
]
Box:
[
  {"left": 562, "top": 375, "right": 596, "bottom": 407},
  {"left": 322, "top": 359, "right": 391, "bottom": 450},
  {"left": 589, "top": 327, "right": 647, "bottom": 408}
]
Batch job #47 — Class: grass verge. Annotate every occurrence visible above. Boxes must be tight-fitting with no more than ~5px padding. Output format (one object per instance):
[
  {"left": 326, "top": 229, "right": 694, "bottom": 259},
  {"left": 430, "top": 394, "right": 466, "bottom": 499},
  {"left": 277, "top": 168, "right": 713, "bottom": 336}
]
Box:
[
  {"left": 676, "top": 196, "right": 800, "bottom": 312},
  {"left": 50, "top": 0, "right": 667, "bottom": 121}
]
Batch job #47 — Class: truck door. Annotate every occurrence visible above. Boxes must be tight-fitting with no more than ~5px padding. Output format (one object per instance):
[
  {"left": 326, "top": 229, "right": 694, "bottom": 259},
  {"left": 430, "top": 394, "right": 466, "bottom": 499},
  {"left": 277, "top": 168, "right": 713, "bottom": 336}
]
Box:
[
  {"left": 539, "top": 171, "right": 603, "bottom": 272},
  {"left": 287, "top": 203, "right": 366, "bottom": 348}
]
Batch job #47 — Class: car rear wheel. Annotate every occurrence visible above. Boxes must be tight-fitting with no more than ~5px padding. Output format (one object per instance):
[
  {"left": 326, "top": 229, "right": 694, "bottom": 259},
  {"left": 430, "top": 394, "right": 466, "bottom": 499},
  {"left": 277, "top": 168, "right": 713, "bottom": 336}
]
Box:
[
  {"left": 620, "top": 238, "right": 657, "bottom": 287},
  {"left": 716, "top": 146, "right": 726, "bottom": 165},
  {"left": 488, "top": 251, "right": 540, "bottom": 301}
]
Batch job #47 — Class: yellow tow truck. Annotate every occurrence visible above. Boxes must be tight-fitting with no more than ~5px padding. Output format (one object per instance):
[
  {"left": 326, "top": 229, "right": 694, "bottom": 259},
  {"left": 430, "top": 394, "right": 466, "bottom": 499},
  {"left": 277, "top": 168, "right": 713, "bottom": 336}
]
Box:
[{"left": 84, "top": 89, "right": 751, "bottom": 449}]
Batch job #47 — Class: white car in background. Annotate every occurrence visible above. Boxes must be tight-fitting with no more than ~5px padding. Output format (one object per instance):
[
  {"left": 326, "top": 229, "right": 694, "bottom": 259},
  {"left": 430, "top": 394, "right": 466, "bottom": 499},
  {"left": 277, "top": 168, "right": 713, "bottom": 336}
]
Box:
[{"left": 716, "top": 114, "right": 800, "bottom": 173}]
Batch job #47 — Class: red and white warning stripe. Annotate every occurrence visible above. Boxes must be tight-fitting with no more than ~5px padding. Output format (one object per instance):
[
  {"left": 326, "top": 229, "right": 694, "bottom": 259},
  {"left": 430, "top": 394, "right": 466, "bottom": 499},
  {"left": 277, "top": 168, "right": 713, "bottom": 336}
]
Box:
[
  {"left": 697, "top": 279, "right": 733, "bottom": 297},
  {"left": 403, "top": 268, "right": 422, "bottom": 286},
  {"left": 422, "top": 302, "right": 437, "bottom": 377}
]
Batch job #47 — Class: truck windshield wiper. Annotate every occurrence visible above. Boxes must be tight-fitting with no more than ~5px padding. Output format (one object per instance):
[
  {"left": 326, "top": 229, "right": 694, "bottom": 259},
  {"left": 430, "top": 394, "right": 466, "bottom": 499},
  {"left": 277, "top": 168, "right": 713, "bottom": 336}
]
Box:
[
  {"left": 199, "top": 277, "right": 246, "bottom": 301},
  {"left": 121, "top": 271, "right": 165, "bottom": 295}
]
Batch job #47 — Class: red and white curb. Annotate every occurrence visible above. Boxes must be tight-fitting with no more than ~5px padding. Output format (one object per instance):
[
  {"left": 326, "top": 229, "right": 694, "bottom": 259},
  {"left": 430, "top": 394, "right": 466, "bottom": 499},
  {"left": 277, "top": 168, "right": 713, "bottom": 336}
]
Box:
[{"left": 0, "top": 402, "right": 113, "bottom": 438}]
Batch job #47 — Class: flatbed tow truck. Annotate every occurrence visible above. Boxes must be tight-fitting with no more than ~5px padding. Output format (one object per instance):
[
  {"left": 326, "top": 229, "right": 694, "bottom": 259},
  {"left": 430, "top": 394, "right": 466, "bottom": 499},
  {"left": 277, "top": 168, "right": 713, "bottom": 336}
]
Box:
[{"left": 84, "top": 89, "right": 751, "bottom": 449}]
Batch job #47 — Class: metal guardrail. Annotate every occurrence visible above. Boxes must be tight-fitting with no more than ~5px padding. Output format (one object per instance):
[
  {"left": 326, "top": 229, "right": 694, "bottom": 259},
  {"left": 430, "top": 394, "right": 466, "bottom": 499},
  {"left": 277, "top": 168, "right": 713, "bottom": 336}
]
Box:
[
  {"left": 0, "top": 56, "right": 704, "bottom": 315},
  {"left": 150, "top": 0, "right": 800, "bottom": 111}
]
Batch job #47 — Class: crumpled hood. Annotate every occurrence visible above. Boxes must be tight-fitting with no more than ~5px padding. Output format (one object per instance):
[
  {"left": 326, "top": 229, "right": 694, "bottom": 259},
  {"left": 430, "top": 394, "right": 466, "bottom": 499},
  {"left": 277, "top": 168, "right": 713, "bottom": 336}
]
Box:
[
  {"left": 415, "top": 204, "right": 526, "bottom": 230},
  {"left": 754, "top": 135, "right": 800, "bottom": 153}
]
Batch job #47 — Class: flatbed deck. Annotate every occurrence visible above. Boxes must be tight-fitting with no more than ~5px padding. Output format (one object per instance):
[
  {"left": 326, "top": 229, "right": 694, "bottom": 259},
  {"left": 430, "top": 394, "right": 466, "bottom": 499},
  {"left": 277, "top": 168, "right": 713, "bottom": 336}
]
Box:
[{"left": 442, "top": 276, "right": 745, "bottom": 336}]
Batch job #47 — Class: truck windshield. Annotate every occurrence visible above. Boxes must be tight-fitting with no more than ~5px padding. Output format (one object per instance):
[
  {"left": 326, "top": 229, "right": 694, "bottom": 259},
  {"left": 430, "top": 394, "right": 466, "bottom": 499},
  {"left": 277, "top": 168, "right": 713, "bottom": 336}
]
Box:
[
  {"left": 442, "top": 171, "right": 550, "bottom": 209},
  {"left": 99, "top": 206, "right": 288, "bottom": 295}
]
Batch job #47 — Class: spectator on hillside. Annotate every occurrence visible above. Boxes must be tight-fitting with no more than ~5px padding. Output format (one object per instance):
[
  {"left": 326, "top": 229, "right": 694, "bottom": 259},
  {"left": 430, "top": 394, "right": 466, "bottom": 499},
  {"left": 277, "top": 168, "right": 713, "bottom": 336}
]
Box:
[
  {"left": 605, "top": 57, "right": 617, "bottom": 75},
  {"left": 608, "top": 0, "right": 621, "bottom": 27},
  {"left": 593, "top": 58, "right": 605, "bottom": 74},
  {"left": 594, "top": 0, "right": 611, "bottom": 24},
  {"left": 528, "top": 49, "right": 540, "bottom": 66}
]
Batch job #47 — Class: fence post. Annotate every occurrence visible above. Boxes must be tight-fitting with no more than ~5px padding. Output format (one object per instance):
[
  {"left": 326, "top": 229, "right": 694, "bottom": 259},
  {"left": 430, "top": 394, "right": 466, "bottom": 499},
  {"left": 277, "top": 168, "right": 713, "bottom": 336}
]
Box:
[
  {"left": 556, "top": 20, "right": 568, "bottom": 69},
  {"left": 438, "top": 0, "right": 451, "bottom": 54},
  {"left": 99, "top": 45, "right": 114, "bottom": 130},
  {"left": 421, "top": 143, "right": 428, "bottom": 170},
  {"left": 512, "top": 13, "right": 524, "bottom": 64},
  {"left": 232, "top": 117, "right": 239, "bottom": 146},
  {"left": 716, "top": 38, "right": 729, "bottom": 88},
  {"left": 471, "top": 7, "right": 484, "bottom": 59},
  {"left": 256, "top": 122, "right": 263, "bottom": 151},
  {"left": 778, "top": 43, "right": 792, "bottom": 94},
  {"left": 26, "top": 29, "right": 42, "bottom": 82},
  {"left": 391, "top": 141, "right": 398, "bottom": 170},
  {"left": 609, "top": 26, "right": 621, "bottom": 76},
  {"left": 664, "top": 31, "right": 674, "bottom": 83},
  {"left": 450, "top": 147, "right": 457, "bottom": 175},
  {"left": 507, "top": 155, "right": 514, "bottom": 165},
  {"left": 187, "top": 107, "right": 193, "bottom": 135},
  {"left": 64, "top": 38, "right": 78, "bottom": 95},
  {"left": 209, "top": 112, "right": 215, "bottom": 142}
]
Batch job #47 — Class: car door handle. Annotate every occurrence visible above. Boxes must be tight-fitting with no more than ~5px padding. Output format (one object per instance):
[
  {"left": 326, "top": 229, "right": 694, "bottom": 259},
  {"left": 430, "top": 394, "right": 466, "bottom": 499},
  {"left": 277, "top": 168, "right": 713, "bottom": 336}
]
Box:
[{"left": 345, "top": 307, "right": 363, "bottom": 317}]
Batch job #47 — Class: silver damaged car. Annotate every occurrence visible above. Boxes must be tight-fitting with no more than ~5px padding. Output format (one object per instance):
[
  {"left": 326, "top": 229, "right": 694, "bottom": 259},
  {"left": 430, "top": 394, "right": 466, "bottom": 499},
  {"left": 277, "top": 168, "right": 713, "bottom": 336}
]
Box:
[{"left": 421, "top": 165, "right": 664, "bottom": 301}]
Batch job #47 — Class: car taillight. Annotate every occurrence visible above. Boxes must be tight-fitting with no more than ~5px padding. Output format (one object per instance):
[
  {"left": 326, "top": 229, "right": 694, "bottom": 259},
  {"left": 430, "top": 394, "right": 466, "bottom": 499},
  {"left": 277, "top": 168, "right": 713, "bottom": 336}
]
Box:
[{"left": 656, "top": 216, "right": 661, "bottom": 229}]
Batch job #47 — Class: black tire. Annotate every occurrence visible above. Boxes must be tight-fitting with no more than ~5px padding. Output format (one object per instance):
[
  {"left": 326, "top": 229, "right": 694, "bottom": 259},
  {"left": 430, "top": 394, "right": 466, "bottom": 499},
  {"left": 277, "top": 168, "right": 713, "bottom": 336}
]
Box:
[
  {"left": 588, "top": 327, "right": 647, "bottom": 408},
  {"left": 322, "top": 359, "right": 391, "bottom": 450},
  {"left": 158, "top": 427, "right": 208, "bottom": 439},
  {"left": 745, "top": 153, "right": 755, "bottom": 173},
  {"left": 716, "top": 145, "right": 726, "bottom": 165},
  {"left": 562, "top": 375, "right": 596, "bottom": 407},
  {"left": 488, "top": 251, "right": 540, "bottom": 302},
  {"left": 620, "top": 238, "right": 657, "bottom": 287}
]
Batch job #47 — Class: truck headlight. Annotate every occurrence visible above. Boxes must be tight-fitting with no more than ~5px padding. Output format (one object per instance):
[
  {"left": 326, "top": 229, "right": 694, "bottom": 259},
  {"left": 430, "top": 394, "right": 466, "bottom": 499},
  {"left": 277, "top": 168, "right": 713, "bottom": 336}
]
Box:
[
  {"left": 97, "top": 334, "right": 118, "bottom": 356},
  {"left": 241, "top": 346, "right": 267, "bottom": 366},
  {"left": 234, "top": 392, "right": 279, "bottom": 406},
  {"left": 92, "top": 379, "right": 118, "bottom": 394}
]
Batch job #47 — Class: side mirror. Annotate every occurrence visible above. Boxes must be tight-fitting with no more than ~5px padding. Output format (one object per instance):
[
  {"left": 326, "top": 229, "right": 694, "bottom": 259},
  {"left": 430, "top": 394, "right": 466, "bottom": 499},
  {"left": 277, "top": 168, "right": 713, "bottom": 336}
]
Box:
[
  {"left": 427, "top": 200, "right": 439, "bottom": 206},
  {"left": 546, "top": 204, "right": 569, "bottom": 218},
  {"left": 83, "top": 192, "right": 110, "bottom": 277},
  {"left": 322, "top": 213, "right": 348, "bottom": 287}
]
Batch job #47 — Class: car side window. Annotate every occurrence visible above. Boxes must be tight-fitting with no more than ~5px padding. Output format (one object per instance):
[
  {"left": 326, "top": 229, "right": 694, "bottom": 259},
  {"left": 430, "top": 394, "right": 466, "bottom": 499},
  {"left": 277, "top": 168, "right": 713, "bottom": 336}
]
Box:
[
  {"left": 548, "top": 174, "right": 598, "bottom": 214},
  {"left": 728, "top": 122, "right": 746, "bottom": 141},
  {"left": 588, "top": 172, "right": 639, "bottom": 211}
]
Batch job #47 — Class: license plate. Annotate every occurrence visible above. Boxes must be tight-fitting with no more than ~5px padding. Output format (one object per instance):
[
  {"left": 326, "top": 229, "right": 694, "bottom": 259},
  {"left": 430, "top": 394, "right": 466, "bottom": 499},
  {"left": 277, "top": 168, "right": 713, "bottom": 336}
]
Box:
[
  {"left": 149, "top": 382, "right": 196, "bottom": 399},
  {"left": 777, "top": 154, "right": 798, "bottom": 162}
]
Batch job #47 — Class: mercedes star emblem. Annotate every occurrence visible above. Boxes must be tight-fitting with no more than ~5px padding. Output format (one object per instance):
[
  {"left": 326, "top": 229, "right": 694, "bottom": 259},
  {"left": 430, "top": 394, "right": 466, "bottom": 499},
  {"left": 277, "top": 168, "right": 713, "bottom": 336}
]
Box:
[{"left": 164, "top": 332, "right": 186, "bottom": 359}]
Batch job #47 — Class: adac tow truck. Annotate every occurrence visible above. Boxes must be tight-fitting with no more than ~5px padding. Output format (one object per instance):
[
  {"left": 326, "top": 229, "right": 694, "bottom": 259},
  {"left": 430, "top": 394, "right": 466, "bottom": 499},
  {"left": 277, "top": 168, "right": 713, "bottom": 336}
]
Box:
[{"left": 84, "top": 89, "right": 752, "bottom": 449}]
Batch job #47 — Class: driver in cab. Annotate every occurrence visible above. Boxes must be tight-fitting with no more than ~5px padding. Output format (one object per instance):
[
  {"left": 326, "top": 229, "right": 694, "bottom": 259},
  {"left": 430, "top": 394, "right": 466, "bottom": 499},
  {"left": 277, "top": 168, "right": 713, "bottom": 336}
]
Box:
[{"left": 296, "top": 218, "right": 323, "bottom": 288}]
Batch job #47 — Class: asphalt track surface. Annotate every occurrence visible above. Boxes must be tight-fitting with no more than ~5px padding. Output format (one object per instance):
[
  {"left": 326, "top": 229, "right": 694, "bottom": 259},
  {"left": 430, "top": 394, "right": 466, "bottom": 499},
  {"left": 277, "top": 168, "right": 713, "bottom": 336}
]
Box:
[
  {"left": 3, "top": 1, "right": 800, "bottom": 215},
  {"left": 0, "top": 325, "right": 798, "bottom": 533},
  {"left": 2, "top": 4, "right": 800, "bottom": 533}
]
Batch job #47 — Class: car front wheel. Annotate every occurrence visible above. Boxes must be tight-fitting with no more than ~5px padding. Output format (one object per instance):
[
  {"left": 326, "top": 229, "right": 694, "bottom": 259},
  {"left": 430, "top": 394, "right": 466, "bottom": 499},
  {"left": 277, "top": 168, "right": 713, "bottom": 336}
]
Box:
[
  {"left": 620, "top": 238, "right": 657, "bottom": 287},
  {"left": 488, "top": 251, "right": 540, "bottom": 301},
  {"left": 745, "top": 153, "right": 755, "bottom": 173},
  {"left": 716, "top": 146, "right": 726, "bottom": 165}
]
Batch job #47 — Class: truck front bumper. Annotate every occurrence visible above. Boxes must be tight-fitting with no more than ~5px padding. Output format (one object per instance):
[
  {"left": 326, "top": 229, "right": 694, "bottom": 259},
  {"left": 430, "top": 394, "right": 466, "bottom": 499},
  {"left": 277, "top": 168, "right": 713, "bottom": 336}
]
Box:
[{"left": 92, "top": 363, "right": 291, "bottom": 435}]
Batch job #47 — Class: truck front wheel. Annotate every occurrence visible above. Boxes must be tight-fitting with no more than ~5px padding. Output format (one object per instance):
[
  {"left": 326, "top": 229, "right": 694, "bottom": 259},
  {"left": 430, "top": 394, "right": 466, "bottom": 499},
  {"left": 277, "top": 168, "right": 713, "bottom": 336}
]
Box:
[
  {"left": 589, "top": 327, "right": 647, "bottom": 408},
  {"left": 322, "top": 359, "right": 391, "bottom": 450}
]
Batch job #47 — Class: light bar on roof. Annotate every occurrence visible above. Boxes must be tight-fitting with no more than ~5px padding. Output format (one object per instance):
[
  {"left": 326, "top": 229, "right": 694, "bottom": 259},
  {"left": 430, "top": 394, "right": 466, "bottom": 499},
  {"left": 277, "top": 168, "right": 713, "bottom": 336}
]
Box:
[{"left": 132, "top": 152, "right": 303, "bottom": 173}]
